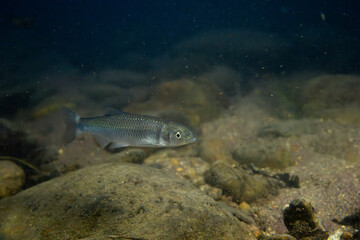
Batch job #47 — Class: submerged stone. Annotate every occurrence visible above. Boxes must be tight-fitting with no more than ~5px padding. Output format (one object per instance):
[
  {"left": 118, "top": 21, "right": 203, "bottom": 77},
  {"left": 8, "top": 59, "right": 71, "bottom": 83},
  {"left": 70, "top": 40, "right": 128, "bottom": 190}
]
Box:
[
  {"left": 200, "top": 138, "right": 234, "bottom": 164},
  {"left": 0, "top": 160, "right": 25, "bottom": 198},
  {"left": 0, "top": 162, "right": 255, "bottom": 240},
  {"left": 261, "top": 234, "right": 297, "bottom": 240},
  {"left": 106, "top": 148, "right": 147, "bottom": 164},
  {"left": 283, "top": 199, "right": 329, "bottom": 240},
  {"left": 333, "top": 209, "right": 360, "bottom": 231},
  {"left": 233, "top": 143, "right": 292, "bottom": 170},
  {"left": 301, "top": 74, "right": 360, "bottom": 126},
  {"left": 204, "top": 161, "right": 281, "bottom": 203}
]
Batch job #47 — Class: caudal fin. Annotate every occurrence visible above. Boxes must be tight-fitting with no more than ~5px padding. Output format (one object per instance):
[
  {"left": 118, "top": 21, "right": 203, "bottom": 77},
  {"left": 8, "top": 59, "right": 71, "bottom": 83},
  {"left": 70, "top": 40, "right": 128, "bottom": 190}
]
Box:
[{"left": 62, "top": 107, "right": 80, "bottom": 143}]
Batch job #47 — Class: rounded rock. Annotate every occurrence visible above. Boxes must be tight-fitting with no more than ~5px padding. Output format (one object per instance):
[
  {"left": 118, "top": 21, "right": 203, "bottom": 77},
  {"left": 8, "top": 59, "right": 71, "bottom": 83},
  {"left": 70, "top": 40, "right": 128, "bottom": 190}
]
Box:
[
  {"left": 0, "top": 160, "right": 25, "bottom": 198},
  {"left": 0, "top": 162, "right": 255, "bottom": 240}
]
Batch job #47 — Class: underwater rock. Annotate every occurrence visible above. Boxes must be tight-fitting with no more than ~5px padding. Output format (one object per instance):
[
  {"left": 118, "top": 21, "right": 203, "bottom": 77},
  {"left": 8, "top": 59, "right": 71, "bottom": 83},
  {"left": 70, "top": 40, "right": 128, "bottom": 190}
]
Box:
[
  {"left": 233, "top": 142, "right": 292, "bottom": 169},
  {"left": 0, "top": 163, "right": 255, "bottom": 240},
  {"left": 0, "top": 118, "right": 45, "bottom": 169},
  {"left": 200, "top": 94, "right": 278, "bottom": 155},
  {"left": 200, "top": 138, "right": 234, "bottom": 164},
  {"left": 251, "top": 76, "right": 301, "bottom": 119},
  {"left": 283, "top": 199, "right": 329, "bottom": 239},
  {"left": 144, "top": 150, "right": 209, "bottom": 187},
  {"left": 302, "top": 74, "right": 360, "bottom": 109},
  {"left": 255, "top": 151, "right": 360, "bottom": 235},
  {"left": 0, "top": 118, "right": 57, "bottom": 189},
  {"left": 0, "top": 160, "right": 25, "bottom": 198},
  {"left": 333, "top": 209, "right": 360, "bottom": 231},
  {"left": 30, "top": 96, "right": 75, "bottom": 120},
  {"left": 204, "top": 161, "right": 282, "bottom": 203},
  {"left": 248, "top": 165, "right": 300, "bottom": 188},
  {"left": 261, "top": 234, "right": 297, "bottom": 240},
  {"left": 258, "top": 118, "right": 360, "bottom": 163},
  {"left": 124, "top": 79, "right": 228, "bottom": 126},
  {"left": 199, "top": 184, "right": 223, "bottom": 200},
  {"left": 55, "top": 134, "right": 110, "bottom": 173},
  {"left": 258, "top": 119, "right": 317, "bottom": 138},
  {"left": 301, "top": 74, "right": 360, "bottom": 126},
  {"left": 217, "top": 201, "right": 255, "bottom": 225},
  {"left": 309, "top": 120, "right": 360, "bottom": 162},
  {"left": 340, "top": 231, "right": 357, "bottom": 240},
  {"left": 144, "top": 147, "right": 198, "bottom": 161},
  {"left": 105, "top": 148, "right": 146, "bottom": 164}
]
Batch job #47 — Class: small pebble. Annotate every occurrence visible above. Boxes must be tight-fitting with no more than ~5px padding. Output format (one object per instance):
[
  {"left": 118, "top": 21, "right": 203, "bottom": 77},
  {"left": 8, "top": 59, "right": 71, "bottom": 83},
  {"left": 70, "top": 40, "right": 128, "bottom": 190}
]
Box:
[
  {"left": 340, "top": 231, "right": 353, "bottom": 240},
  {"left": 239, "top": 202, "right": 251, "bottom": 210},
  {"left": 200, "top": 185, "right": 223, "bottom": 200}
]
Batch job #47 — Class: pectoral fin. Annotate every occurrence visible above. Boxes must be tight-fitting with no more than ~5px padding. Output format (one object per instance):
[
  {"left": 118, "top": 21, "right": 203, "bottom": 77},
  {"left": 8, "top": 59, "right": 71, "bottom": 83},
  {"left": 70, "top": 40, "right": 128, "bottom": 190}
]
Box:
[
  {"left": 94, "top": 135, "right": 111, "bottom": 148},
  {"left": 109, "top": 142, "right": 129, "bottom": 149}
]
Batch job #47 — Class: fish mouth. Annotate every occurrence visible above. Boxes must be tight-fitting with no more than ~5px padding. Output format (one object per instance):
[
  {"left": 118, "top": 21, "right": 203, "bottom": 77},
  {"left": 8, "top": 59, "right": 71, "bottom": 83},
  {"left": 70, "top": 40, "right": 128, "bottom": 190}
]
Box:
[{"left": 187, "top": 136, "right": 197, "bottom": 143}]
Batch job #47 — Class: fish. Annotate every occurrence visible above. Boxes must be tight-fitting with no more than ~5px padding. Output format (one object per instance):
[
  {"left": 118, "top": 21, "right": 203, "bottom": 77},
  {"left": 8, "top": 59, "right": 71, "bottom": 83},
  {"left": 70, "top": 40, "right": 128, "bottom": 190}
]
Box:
[{"left": 62, "top": 107, "right": 197, "bottom": 149}]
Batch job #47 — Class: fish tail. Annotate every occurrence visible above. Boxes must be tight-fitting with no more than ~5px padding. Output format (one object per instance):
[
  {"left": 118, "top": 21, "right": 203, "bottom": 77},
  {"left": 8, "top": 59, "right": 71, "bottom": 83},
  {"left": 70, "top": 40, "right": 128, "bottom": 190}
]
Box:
[{"left": 62, "top": 107, "right": 80, "bottom": 143}]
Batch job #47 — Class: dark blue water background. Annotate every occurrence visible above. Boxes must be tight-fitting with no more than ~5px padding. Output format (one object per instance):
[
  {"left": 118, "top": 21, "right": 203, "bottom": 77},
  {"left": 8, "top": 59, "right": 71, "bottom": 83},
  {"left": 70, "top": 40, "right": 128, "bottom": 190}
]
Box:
[{"left": 0, "top": 0, "right": 359, "bottom": 88}]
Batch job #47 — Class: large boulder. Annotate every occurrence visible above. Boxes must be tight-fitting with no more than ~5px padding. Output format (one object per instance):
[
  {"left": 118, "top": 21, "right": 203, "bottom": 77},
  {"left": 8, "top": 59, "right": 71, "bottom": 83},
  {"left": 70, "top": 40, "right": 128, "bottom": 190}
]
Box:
[{"left": 0, "top": 163, "right": 255, "bottom": 240}]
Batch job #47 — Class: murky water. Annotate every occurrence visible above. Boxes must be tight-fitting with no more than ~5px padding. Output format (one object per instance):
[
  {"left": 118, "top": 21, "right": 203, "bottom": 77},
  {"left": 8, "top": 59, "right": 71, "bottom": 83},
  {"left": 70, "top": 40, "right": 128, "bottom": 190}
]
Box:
[{"left": 0, "top": 1, "right": 359, "bottom": 239}]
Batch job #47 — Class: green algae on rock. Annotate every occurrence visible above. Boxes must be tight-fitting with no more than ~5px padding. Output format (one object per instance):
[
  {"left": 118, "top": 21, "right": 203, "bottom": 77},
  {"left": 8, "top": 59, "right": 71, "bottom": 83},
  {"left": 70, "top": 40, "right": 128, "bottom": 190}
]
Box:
[
  {"left": 204, "top": 161, "right": 282, "bottom": 203},
  {"left": 0, "top": 162, "right": 255, "bottom": 240},
  {"left": 233, "top": 143, "right": 292, "bottom": 170},
  {"left": 283, "top": 199, "right": 329, "bottom": 240}
]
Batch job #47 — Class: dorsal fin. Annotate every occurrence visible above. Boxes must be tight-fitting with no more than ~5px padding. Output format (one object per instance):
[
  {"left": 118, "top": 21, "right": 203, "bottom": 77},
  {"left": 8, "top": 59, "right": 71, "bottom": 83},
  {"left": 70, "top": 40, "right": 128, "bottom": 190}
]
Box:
[{"left": 104, "top": 108, "right": 125, "bottom": 116}]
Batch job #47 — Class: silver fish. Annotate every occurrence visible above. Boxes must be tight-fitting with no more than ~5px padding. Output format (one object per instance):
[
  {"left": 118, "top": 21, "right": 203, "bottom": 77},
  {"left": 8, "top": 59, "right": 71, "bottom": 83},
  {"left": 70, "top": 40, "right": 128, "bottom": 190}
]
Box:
[{"left": 62, "top": 107, "right": 196, "bottom": 149}]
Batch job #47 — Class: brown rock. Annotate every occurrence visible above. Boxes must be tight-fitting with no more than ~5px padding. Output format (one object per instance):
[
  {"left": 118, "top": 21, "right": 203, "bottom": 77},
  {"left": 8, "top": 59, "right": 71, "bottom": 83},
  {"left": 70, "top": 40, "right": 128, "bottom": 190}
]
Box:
[
  {"left": 0, "top": 160, "right": 25, "bottom": 198},
  {"left": 283, "top": 199, "right": 329, "bottom": 239},
  {"left": 204, "top": 161, "right": 281, "bottom": 203},
  {"left": 200, "top": 138, "right": 234, "bottom": 164},
  {"left": 0, "top": 163, "right": 255, "bottom": 240},
  {"left": 233, "top": 143, "right": 292, "bottom": 169}
]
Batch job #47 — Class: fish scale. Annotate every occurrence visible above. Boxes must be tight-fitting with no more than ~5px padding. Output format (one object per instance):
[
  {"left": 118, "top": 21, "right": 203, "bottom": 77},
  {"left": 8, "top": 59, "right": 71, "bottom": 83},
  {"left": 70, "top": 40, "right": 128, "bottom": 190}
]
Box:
[
  {"left": 62, "top": 107, "right": 196, "bottom": 149},
  {"left": 80, "top": 114, "right": 165, "bottom": 143}
]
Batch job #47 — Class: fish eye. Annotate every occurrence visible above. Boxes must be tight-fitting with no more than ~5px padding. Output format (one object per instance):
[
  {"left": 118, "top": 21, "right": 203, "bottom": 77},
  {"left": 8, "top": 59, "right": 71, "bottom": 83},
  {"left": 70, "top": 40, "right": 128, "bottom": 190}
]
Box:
[{"left": 175, "top": 131, "right": 181, "bottom": 139}]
